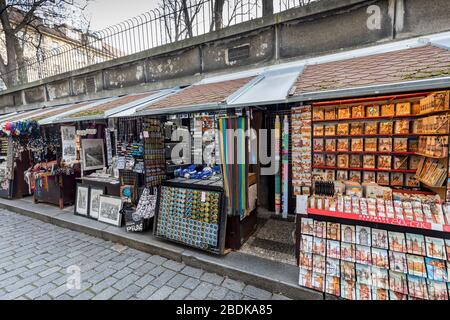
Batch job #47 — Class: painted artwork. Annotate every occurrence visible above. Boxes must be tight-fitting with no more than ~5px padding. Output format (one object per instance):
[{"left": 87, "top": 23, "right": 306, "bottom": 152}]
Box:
[{"left": 88, "top": 187, "right": 104, "bottom": 219}]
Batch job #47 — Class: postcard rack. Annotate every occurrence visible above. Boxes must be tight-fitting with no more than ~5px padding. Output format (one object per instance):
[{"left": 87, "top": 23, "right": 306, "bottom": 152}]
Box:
[{"left": 153, "top": 178, "right": 227, "bottom": 255}]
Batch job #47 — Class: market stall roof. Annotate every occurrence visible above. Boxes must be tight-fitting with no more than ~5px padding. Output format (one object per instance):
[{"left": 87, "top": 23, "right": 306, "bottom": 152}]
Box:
[
  {"left": 0, "top": 108, "right": 47, "bottom": 125},
  {"left": 0, "top": 111, "right": 17, "bottom": 122},
  {"left": 136, "top": 76, "right": 260, "bottom": 116},
  {"left": 108, "top": 88, "right": 179, "bottom": 118},
  {"left": 38, "top": 98, "right": 115, "bottom": 125},
  {"left": 289, "top": 44, "right": 450, "bottom": 102},
  {"left": 49, "top": 91, "right": 162, "bottom": 123},
  {"left": 226, "top": 65, "right": 304, "bottom": 107}
]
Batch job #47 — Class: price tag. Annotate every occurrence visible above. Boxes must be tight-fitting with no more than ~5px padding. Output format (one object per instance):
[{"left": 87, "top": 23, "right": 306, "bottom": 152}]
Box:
[
  {"left": 143, "top": 131, "right": 149, "bottom": 138},
  {"left": 201, "top": 191, "right": 206, "bottom": 202}
]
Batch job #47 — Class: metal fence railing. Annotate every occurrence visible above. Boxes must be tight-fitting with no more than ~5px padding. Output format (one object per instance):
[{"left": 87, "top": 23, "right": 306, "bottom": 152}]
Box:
[{"left": 0, "top": 0, "right": 318, "bottom": 90}]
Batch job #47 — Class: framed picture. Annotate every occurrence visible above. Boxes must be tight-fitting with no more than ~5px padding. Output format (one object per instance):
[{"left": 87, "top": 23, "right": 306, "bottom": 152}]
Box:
[
  {"left": 98, "top": 195, "right": 123, "bottom": 226},
  {"left": 88, "top": 187, "right": 104, "bottom": 220},
  {"left": 75, "top": 185, "right": 89, "bottom": 216},
  {"left": 81, "top": 139, "right": 105, "bottom": 171}
]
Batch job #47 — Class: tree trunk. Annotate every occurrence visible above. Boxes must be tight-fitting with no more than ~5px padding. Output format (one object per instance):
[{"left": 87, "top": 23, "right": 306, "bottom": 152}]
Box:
[
  {"left": 263, "top": 0, "right": 274, "bottom": 16},
  {"left": 181, "top": 0, "right": 193, "bottom": 38},
  {"left": 212, "top": 0, "right": 225, "bottom": 31}
]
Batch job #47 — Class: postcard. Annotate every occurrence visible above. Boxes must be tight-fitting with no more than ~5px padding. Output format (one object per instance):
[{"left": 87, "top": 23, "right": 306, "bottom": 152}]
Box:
[
  {"left": 326, "top": 257, "right": 340, "bottom": 277},
  {"left": 314, "top": 220, "right": 327, "bottom": 238},
  {"left": 365, "top": 138, "right": 377, "bottom": 152},
  {"left": 349, "top": 171, "right": 361, "bottom": 183},
  {"left": 325, "top": 276, "right": 340, "bottom": 296},
  {"left": 389, "top": 271, "right": 408, "bottom": 294},
  {"left": 326, "top": 222, "right": 340, "bottom": 241},
  {"left": 313, "top": 139, "right": 324, "bottom": 152},
  {"left": 427, "top": 279, "right": 449, "bottom": 300},
  {"left": 350, "top": 122, "right": 363, "bottom": 135},
  {"left": 324, "top": 109, "right": 336, "bottom": 120},
  {"left": 299, "top": 251, "right": 313, "bottom": 270},
  {"left": 363, "top": 155, "right": 375, "bottom": 169},
  {"left": 300, "top": 218, "right": 314, "bottom": 235},
  {"left": 325, "top": 139, "right": 336, "bottom": 152},
  {"left": 355, "top": 283, "right": 372, "bottom": 300},
  {"left": 366, "top": 105, "right": 379, "bottom": 117},
  {"left": 355, "top": 263, "right": 372, "bottom": 285},
  {"left": 389, "top": 251, "right": 408, "bottom": 273},
  {"left": 341, "top": 242, "right": 356, "bottom": 263},
  {"left": 372, "top": 288, "right": 389, "bottom": 300},
  {"left": 355, "top": 245, "right": 372, "bottom": 265},
  {"left": 371, "top": 266, "right": 389, "bottom": 289},
  {"left": 372, "top": 247, "right": 389, "bottom": 269},
  {"left": 376, "top": 172, "right": 390, "bottom": 186},
  {"left": 355, "top": 226, "right": 371, "bottom": 246},
  {"left": 388, "top": 231, "right": 407, "bottom": 253},
  {"left": 406, "top": 233, "right": 426, "bottom": 256},
  {"left": 324, "top": 124, "right": 336, "bottom": 136},
  {"left": 300, "top": 234, "right": 313, "bottom": 253},
  {"left": 406, "top": 254, "right": 427, "bottom": 277},
  {"left": 372, "top": 229, "right": 388, "bottom": 249},
  {"left": 327, "top": 240, "right": 341, "bottom": 259},
  {"left": 351, "top": 139, "right": 363, "bottom": 152},
  {"left": 390, "top": 172, "right": 404, "bottom": 186},
  {"left": 425, "top": 257, "right": 448, "bottom": 282},
  {"left": 337, "top": 123, "right": 349, "bottom": 135},
  {"left": 363, "top": 171, "right": 376, "bottom": 183},
  {"left": 340, "top": 280, "right": 356, "bottom": 300},
  {"left": 365, "top": 122, "right": 378, "bottom": 135},
  {"left": 325, "top": 154, "right": 336, "bottom": 167},
  {"left": 407, "top": 275, "right": 429, "bottom": 300},
  {"left": 312, "top": 272, "right": 325, "bottom": 292},
  {"left": 349, "top": 154, "right": 362, "bottom": 168},
  {"left": 389, "top": 291, "right": 408, "bottom": 300},
  {"left": 341, "top": 225, "right": 356, "bottom": 243},
  {"left": 299, "top": 268, "right": 313, "bottom": 288},
  {"left": 337, "top": 139, "right": 349, "bottom": 151},
  {"left": 425, "top": 236, "right": 447, "bottom": 260},
  {"left": 341, "top": 261, "right": 356, "bottom": 281},
  {"left": 379, "top": 122, "right": 393, "bottom": 135},
  {"left": 313, "top": 254, "right": 326, "bottom": 274},
  {"left": 336, "top": 170, "right": 348, "bottom": 181},
  {"left": 312, "top": 237, "right": 326, "bottom": 255}
]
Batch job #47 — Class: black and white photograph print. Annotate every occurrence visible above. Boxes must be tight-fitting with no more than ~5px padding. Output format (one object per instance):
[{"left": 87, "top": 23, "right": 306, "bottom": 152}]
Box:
[
  {"left": 61, "top": 126, "right": 76, "bottom": 142},
  {"left": 98, "top": 195, "right": 122, "bottom": 226},
  {"left": 89, "top": 187, "right": 104, "bottom": 219},
  {"left": 75, "top": 185, "right": 89, "bottom": 216},
  {"left": 82, "top": 139, "right": 105, "bottom": 171}
]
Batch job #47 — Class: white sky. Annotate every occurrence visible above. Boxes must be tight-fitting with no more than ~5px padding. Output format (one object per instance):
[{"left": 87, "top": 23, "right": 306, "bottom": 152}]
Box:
[{"left": 85, "top": 0, "right": 159, "bottom": 31}]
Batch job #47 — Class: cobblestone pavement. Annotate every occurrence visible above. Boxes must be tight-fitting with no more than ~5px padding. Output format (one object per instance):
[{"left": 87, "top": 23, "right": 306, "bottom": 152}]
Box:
[{"left": 0, "top": 209, "right": 290, "bottom": 300}]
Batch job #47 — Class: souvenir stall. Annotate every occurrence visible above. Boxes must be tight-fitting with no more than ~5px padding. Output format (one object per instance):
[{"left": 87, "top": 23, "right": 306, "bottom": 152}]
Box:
[
  {"left": 35, "top": 92, "right": 170, "bottom": 227},
  {"left": 0, "top": 108, "right": 52, "bottom": 199},
  {"left": 295, "top": 90, "right": 450, "bottom": 300},
  {"left": 18, "top": 103, "right": 92, "bottom": 208},
  {"left": 154, "top": 112, "right": 229, "bottom": 254},
  {"left": 135, "top": 76, "right": 260, "bottom": 254}
]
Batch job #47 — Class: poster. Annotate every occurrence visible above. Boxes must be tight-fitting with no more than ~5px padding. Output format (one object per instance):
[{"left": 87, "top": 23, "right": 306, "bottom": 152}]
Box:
[{"left": 61, "top": 126, "right": 77, "bottom": 163}]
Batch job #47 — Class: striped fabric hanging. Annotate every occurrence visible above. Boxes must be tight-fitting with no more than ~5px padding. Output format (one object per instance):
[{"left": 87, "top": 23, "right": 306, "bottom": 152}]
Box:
[
  {"left": 281, "top": 115, "right": 289, "bottom": 218},
  {"left": 274, "top": 115, "right": 281, "bottom": 215},
  {"left": 218, "top": 116, "right": 248, "bottom": 220}
]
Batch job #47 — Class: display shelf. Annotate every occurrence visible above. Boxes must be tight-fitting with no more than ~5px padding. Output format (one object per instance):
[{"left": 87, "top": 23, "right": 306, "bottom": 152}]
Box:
[
  {"left": 313, "top": 133, "right": 446, "bottom": 139},
  {"left": 312, "top": 114, "right": 421, "bottom": 123},
  {"left": 312, "top": 166, "right": 417, "bottom": 173},
  {"left": 415, "top": 152, "right": 448, "bottom": 159},
  {"left": 313, "top": 151, "right": 415, "bottom": 155},
  {"left": 417, "top": 109, "right": 450, "bottom": 117},
  {"left": 307, "top": 208, "right": 450, "bottom": 233}
]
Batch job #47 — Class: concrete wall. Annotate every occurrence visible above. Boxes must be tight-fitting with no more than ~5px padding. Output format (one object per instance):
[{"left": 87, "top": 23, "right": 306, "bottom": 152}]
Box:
[{"left": 1, "top": 0, "right": 450, "bottom": 114}]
